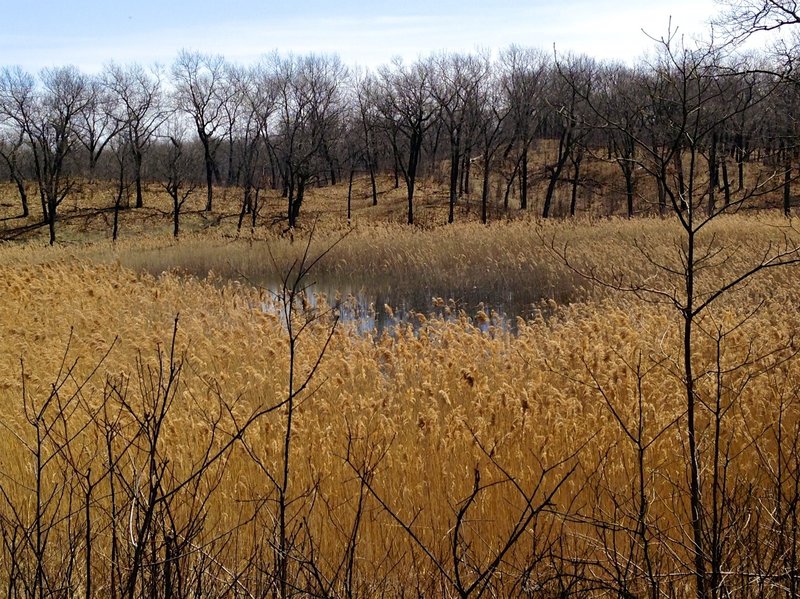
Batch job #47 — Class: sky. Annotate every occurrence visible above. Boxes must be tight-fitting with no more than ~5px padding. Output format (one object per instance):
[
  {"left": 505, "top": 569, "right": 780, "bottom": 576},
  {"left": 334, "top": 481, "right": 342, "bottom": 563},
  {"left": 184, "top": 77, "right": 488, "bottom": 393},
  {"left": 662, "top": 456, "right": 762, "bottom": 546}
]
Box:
[{"left": 1, "top": 0, "right": 724, "bottom": 73}]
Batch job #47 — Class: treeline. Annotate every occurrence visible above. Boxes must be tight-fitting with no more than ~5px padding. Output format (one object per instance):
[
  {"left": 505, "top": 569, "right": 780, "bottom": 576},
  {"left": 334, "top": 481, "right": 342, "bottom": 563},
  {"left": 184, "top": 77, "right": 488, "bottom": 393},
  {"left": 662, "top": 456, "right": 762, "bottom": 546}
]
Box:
[{"left": 1, "top": 27, "right": 799, "bottom": 242}]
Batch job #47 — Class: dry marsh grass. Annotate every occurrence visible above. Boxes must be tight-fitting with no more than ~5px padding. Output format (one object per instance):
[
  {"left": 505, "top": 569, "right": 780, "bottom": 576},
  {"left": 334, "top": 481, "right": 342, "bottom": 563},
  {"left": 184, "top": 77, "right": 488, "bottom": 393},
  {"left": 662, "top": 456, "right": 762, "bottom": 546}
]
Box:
[
  {"left": 1, "top": 215, "right": 800, "bottom": 595},
  {"left": 73, "top": 211, "right": 800, "bottom": 312}
]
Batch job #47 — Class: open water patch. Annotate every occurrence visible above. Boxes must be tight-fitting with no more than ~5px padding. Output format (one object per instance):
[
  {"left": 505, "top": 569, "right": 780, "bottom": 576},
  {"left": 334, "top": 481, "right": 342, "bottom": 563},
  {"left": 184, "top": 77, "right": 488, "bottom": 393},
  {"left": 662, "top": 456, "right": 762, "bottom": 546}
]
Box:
[{"left": 252, "top": 275, "right": 549, "bottom": 336}]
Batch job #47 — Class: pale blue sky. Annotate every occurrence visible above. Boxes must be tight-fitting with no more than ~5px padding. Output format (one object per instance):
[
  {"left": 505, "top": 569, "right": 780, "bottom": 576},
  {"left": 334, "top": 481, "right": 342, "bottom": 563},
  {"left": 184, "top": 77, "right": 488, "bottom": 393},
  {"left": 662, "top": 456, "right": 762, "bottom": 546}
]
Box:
[{"left": 3, "top": 0, "right": 720, "bottom": 73}]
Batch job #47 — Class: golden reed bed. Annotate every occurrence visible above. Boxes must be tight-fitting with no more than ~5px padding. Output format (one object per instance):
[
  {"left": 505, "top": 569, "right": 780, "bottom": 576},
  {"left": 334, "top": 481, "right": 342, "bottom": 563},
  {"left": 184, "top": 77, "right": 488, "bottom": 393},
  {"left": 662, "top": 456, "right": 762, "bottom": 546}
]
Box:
[{"left": 0, "top": 216, "right": 799, "bottom": 596}]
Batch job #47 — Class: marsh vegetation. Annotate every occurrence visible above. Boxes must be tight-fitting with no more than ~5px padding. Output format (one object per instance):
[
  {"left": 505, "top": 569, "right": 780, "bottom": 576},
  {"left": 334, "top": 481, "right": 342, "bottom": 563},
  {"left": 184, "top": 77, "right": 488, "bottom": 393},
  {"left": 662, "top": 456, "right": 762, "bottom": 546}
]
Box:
[
  {"left": 0, "top": 209, "right": 797, "bottom": 597},
  {"left": 4, "top": 3, "right": 800, "bottom": 597}
]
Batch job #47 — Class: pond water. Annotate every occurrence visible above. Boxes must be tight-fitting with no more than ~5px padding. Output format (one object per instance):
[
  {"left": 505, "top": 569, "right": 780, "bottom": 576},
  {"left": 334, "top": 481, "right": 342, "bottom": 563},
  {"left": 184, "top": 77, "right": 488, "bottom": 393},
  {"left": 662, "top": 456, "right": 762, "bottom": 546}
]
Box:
[
  {"left": 128, "top": 242, "right": 574, "bottom": 336},
  {"left": 254, "top": 275, "right": 549, "bottom": 336}
]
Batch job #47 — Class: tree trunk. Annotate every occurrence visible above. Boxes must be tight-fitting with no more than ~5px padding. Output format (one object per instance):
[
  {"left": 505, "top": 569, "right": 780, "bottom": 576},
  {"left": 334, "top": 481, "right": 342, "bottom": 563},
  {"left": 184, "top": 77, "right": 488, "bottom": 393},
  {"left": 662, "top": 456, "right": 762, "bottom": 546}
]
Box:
[
  {"left": 39, "top": 186, "right": 48, "bottom": 223},
  {"left": 503, "top": 157, "right": 519, "bottom": 211},
  {"left": 520, "top": 146, "right": 529, "bottom": 210},
  {"left": 324, "top": 141, "right": 338, "bottom": 186},
  {"left": 542, "top": 126, "right": 572, "bottom": 218},
  {"left": 113, "top": 160, "right": 124, "bottom": 242},
  {"left": 30, "top": 144, "right": 48, "bottom": 222},
  {"left": 481, "top": 150, "right": 491, "bottom": 224},
  {"left": 569, "top": 150, "right": 583, "bottom": 217},
  {"left": 721, "top": 160, "right": 731, "bottom": 207},
  {"left": 448, "top": 132, "right": 460, "bottom": 224},
  {"left": 286, "top": 176, "right": 296, "bottom": 228},
  {"left": 173, "top": 195, "right": 180, "bottom": 237},
  {"left": 708, "top": 131, "right": 718, "bottom": 215},
  {"left": 684, "top": 230, "right": 709, "bottom": 599},
  {"left": 406, "top": 174, "right": 415, "bottom": 226},
  {"left": 430, "top": 124, "right": 443, "bottom": 177},
  {"left": 734, "top": 134, "right": 745, "bottom": 191},
  {"left": 405, "top": 132, "right": 422, "bottom": 225},
  {"left": 252, "top": 189, "right": 260, "bottom": 229},
  {"left": 369, "top": 161, "right": 378, "bottom": 206},
  {"left": 624, "top": 164, "right": 635, "bottom": 218},
  {"left": 227, "top": 135, "right": 236, "bottom": 186},
  {"left": 657, "top": 175, "right": 667, "bottom": 215},
  {"left": 134, "top": 150, "right": 144, "bottom": 208},
  {"left": 675, "top": 152, "right": 687, "bottom": 212},
  {"left": 784, "top": 150, "right": 792, "bottom": 217},
  {"left": 290, "top": 178, "right": 306, "bottom": 226},
  {"left": 463, "top": 151, "right": 471, "bottom": 196},
  {"left": 543, "top": 146, "right": 568, "bottom": 219},
  {"left": 48, "top": 198, "right": 56, "bottom": 245},
  {"left": 266, "top": 142, "right": 278, "bottom": 190},
  {"left": 204, "top": 147, "right": 214, "bottom": 211},
  {"left": 238, "top": 186, "right": 251, "bottom": 233},
  {"left": 347, "top": 167, "right": 354, "bottom": 222},
  {"left": 14, "top": 175, "right": 28, "bottom": 217},
  {"left": 1, "top": 140, "right": 29, "bottom": 217}
]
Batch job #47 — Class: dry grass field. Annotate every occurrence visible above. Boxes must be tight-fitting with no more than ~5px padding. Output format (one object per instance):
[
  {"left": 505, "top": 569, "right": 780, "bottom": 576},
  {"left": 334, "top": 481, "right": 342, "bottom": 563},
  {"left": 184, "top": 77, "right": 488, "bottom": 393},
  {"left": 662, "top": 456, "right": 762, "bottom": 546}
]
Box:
[{"left": 2, "top": 174, "right": 800, "bottom": 596}]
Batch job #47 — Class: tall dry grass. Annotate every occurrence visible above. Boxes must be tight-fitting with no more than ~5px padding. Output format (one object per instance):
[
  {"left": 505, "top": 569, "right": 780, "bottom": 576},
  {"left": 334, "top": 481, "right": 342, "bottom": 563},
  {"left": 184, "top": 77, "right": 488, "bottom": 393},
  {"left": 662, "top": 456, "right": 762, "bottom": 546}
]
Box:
[{"left": 0, "top": 216, "right": 799, "bottom": 595}]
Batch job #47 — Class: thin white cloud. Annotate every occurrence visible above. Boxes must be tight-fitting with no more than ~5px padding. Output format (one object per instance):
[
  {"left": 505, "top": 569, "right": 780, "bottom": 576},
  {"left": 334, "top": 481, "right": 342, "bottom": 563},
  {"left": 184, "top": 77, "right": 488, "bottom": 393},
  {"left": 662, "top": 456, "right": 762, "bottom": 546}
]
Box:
[{"left": 0, "top": 0, "right": 721, "bottom": 73}]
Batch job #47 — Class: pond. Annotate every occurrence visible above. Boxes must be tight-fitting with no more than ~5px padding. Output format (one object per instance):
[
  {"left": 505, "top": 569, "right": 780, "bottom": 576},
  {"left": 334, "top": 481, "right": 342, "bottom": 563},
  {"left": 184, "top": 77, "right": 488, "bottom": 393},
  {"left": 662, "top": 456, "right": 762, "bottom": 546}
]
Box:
[
  {"left": 121, "top": 235, "right": 579, "bottom": 336},
  {"left": 253, "top": 275, "right": 550, "bottom": 336}
]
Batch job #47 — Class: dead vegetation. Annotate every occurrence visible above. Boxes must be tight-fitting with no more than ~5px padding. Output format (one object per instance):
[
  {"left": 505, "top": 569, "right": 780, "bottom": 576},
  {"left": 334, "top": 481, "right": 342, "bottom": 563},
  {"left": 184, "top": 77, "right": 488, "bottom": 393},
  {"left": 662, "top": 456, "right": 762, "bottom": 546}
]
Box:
[{"left": 0, "top": 212, "right": 798, "bottom": 596}]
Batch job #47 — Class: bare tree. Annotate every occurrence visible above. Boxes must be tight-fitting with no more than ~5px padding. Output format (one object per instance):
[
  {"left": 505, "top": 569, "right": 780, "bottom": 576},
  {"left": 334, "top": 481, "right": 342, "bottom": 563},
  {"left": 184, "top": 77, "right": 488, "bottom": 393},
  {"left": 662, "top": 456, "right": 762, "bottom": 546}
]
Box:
[
  {"left": 104, "top": 63, "right": 168, "bottom": 209},
  {"left": 498, "top": 47, "right": 549, "bottom": 210},
  {"left": 353, "top": 69, "right": 381, "bottom": 207},
  {"left": 718, "top": 0, "right": 800, "bottom": 41},
  {"left": 234, "top": 62, "right": 277, "bottom": 231},
  {"left": 221, "top": 63, "right": 248, "bottom": 187},
  {"left": 594, "top": 63, "right": 643, "bottom": 217},
  {"left": 473, "top": 64, "right": 512, "bottom": 224},
  {"left": 431, "top": 52, "right": 488, "bottom": 223},
  {"left": 0, "top": 67, "right": 45, "bottom": 221},
  {"left": 551, "top": 30, "right": 798, "bottom": 599},
  {"left": 158, "top": 118, "right": 199, "bottom": 237},
  {"left": 376, "top": 58, "right": 438, "bottom": 225},
  {"left": 543, "top": 54, "right": 594, "bottom": 218},
  {"left": 75, "top": 75, "right": 122, "bottom": 181},
  {"left": 272, "top": 53, "right": 347, "bottom": 228},
  {"left": 0, "top": 66, "right": 90, "bottom": 244},
  {"left": 748, "top": 61, "right": 800, "bottom": 216},
  {"left": 0, "top": 120, "right": 30, "bottom": 217},
  {"left": 108, "top": 131, "right": 133, "bottom": 241},
  {"left": 172, "top": 50, "right": 229, "bottom": 212}
]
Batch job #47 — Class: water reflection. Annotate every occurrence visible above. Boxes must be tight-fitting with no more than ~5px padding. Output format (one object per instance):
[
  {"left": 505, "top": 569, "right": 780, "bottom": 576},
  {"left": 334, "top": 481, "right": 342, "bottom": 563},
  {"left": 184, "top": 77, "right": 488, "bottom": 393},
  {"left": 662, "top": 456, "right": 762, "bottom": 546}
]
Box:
[{"left": 260, "top": 277, "right": 545, "bottom": 336}]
